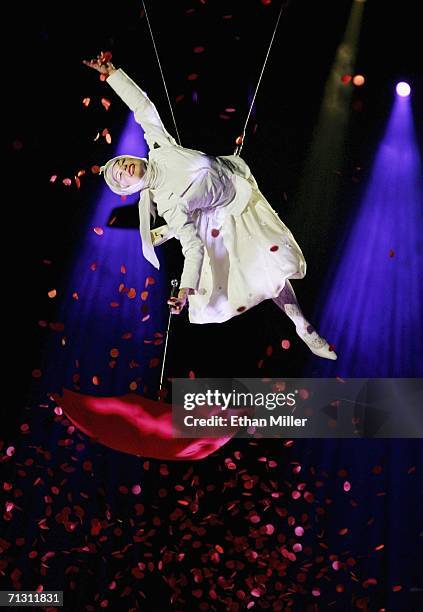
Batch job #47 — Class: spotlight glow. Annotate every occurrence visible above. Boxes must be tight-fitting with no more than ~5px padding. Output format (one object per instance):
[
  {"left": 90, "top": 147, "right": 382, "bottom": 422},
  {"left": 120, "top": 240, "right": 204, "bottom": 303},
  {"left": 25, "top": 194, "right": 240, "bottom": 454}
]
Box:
[
  {"left": 352, "top": 74, "right": 365, "bottom": 86},
  {"left": 396, "top": 82, "right": 411, "bottom": 97}
]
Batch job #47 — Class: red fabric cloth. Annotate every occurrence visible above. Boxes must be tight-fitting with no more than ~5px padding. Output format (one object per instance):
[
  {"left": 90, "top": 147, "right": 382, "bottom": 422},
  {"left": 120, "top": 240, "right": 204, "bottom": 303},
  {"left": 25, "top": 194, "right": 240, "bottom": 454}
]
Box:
[{"left": 51, "top": 388, "right": 240, "bottom": 460}]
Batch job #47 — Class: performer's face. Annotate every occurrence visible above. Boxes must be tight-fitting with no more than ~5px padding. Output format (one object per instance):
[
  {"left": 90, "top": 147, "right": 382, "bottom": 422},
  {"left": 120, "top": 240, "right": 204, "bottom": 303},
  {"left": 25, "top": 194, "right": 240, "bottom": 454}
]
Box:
[{"left": 112, "top": 156, "right": 146, "bottom": 188}]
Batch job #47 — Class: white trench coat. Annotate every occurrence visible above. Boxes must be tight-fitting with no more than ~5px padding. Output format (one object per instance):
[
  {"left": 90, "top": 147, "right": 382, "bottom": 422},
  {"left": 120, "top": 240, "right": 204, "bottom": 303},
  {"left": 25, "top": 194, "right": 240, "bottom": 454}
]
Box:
[{"left": 107, "top": 70, "right": 306, "bottom": 324}]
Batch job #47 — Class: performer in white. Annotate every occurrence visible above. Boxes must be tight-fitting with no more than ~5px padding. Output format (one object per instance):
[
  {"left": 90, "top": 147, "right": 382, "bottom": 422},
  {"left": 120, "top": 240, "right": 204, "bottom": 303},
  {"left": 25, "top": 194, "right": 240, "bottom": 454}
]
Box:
[{"left": 83, "top": 54, "right": 337, "bottom": 360}]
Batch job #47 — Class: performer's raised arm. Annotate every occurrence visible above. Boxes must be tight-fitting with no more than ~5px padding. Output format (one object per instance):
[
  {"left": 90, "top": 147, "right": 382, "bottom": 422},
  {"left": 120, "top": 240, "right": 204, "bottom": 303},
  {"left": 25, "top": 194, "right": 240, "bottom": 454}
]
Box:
[{"left": 83, "top": 53, "right": 178, "bottom": 149}]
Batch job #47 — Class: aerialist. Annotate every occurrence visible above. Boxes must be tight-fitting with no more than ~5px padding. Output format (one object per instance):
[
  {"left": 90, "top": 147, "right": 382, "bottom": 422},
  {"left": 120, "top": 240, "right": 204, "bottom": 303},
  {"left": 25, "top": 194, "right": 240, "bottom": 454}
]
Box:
[{"left": 83, "top": 53, "right": 337, "bottom": 360}]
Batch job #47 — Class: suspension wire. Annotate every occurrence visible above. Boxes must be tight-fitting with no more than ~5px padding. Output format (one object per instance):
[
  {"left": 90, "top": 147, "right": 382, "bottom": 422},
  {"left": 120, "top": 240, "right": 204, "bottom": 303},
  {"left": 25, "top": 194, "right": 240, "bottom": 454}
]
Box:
[
  {"left": 141, "top": 1, "right": 286, "bottom": 396},
  {"left": 234, "top": 1, "right": 288, "bottom": 156},
  {"left": 142, "top": 0, "right": 182, "bottom": 145}
]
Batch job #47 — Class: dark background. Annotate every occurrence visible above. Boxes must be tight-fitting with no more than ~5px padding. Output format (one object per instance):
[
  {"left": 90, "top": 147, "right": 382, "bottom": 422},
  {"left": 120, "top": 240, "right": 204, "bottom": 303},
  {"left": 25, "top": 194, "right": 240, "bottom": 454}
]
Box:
[
  {"left": 5, "top": 0, "right": 422, "bottom": 405},
  {"left": 2, "top": 1, "right": 422, "bottom": 610}
]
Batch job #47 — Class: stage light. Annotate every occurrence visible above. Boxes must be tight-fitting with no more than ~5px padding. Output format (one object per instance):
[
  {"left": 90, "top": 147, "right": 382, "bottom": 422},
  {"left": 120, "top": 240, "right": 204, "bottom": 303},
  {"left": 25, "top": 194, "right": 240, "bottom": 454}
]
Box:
[
  {"left": 396, "top": 82, "right": 411, "bottom": 97},
  {"left": 352, "top": 74, "right": 365, "bottom": 86},
  {"left": 305, "top": 94, "right": 423, "bottom": 377}
]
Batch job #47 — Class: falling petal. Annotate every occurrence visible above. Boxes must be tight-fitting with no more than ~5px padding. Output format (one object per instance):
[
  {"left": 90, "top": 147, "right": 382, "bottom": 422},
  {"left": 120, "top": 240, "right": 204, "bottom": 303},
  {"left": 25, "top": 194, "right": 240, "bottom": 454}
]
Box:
[{"left": 101, "top": 97, "right": 111, "bottom": 110}]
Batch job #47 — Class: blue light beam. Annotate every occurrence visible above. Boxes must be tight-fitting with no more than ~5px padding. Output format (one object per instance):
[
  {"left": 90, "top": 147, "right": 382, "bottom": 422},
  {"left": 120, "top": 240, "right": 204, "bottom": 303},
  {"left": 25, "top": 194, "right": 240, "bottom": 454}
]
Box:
[{"left": 305, "top": 94, "right": 423, "bottom": 376}]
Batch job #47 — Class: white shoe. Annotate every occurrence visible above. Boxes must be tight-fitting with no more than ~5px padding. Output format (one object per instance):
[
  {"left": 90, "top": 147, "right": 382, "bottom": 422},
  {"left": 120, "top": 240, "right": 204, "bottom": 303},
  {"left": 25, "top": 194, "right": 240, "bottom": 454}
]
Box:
[{"left": 296, "top": 324, "right": 338, "bottom": 360}]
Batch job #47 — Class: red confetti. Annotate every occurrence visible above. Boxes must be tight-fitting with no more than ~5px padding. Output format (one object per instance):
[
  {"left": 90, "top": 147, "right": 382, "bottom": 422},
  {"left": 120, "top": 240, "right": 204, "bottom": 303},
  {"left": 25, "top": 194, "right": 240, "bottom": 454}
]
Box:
[
  {"left": 343, "top": 481, "right": 351, "bottom": 492},
  {"left": 91, "top": 165, "right": 101, "bottom": 174},
  {"left": 281, "top": 339, "right": 290, "bottom": 350},
  {"left": 50, "top": 175, "right": 57, "bottom": 183},
  {"left": 193, "top": 46, "right": 205, "bottom": 53},
  {"left": 100, "top": 50, "right": 113, "bottom": 63},
  {"left": 211, "top": 228, "right": 220, "bottom": 237},
  {"left": 93, "top": 227, "right": 104, "bottom": 236},
  {"left": 187, "top": 73, "right": 199, "bottom": 81},
  {"left": 270, "top": 245, "right": 279, "bottom": 252},
  {"left": 62, "top": 178, "right": 72, "bottom": 186},
  {"left": 48, "top": 289, "right": 57, "bottom": 299},
  {"left": 82, "top": 97, "right": 91, "bottom": 107},
  {"left": 101, "top": 97, "right": 111, "bottom": 110}
]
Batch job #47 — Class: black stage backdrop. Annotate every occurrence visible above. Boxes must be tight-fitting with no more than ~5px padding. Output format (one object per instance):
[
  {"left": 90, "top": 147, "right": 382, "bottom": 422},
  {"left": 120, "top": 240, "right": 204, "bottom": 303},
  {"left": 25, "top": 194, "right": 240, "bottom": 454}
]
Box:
[{"left": 2, "top": 1, "right": 422, "bottom": 611}]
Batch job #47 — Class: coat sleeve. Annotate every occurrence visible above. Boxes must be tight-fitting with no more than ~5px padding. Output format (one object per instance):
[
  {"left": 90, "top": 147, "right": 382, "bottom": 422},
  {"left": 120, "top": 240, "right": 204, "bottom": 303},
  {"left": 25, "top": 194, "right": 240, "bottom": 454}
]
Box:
[
  {"left": 106, "top": 69, "right": 178, "bottom": 149},
  {"left": 158, "top": 196, "right": 204, "bottom": 291}
]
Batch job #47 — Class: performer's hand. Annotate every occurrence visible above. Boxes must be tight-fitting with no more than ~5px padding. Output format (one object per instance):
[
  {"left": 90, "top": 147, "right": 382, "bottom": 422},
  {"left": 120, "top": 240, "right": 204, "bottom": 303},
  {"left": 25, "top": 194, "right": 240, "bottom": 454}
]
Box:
[
  {"left": 167, "top": 288, "right": 194, "bottom": 315},
  {"left": 82, "top": 52, "right": 116, "bottom": 76}
]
